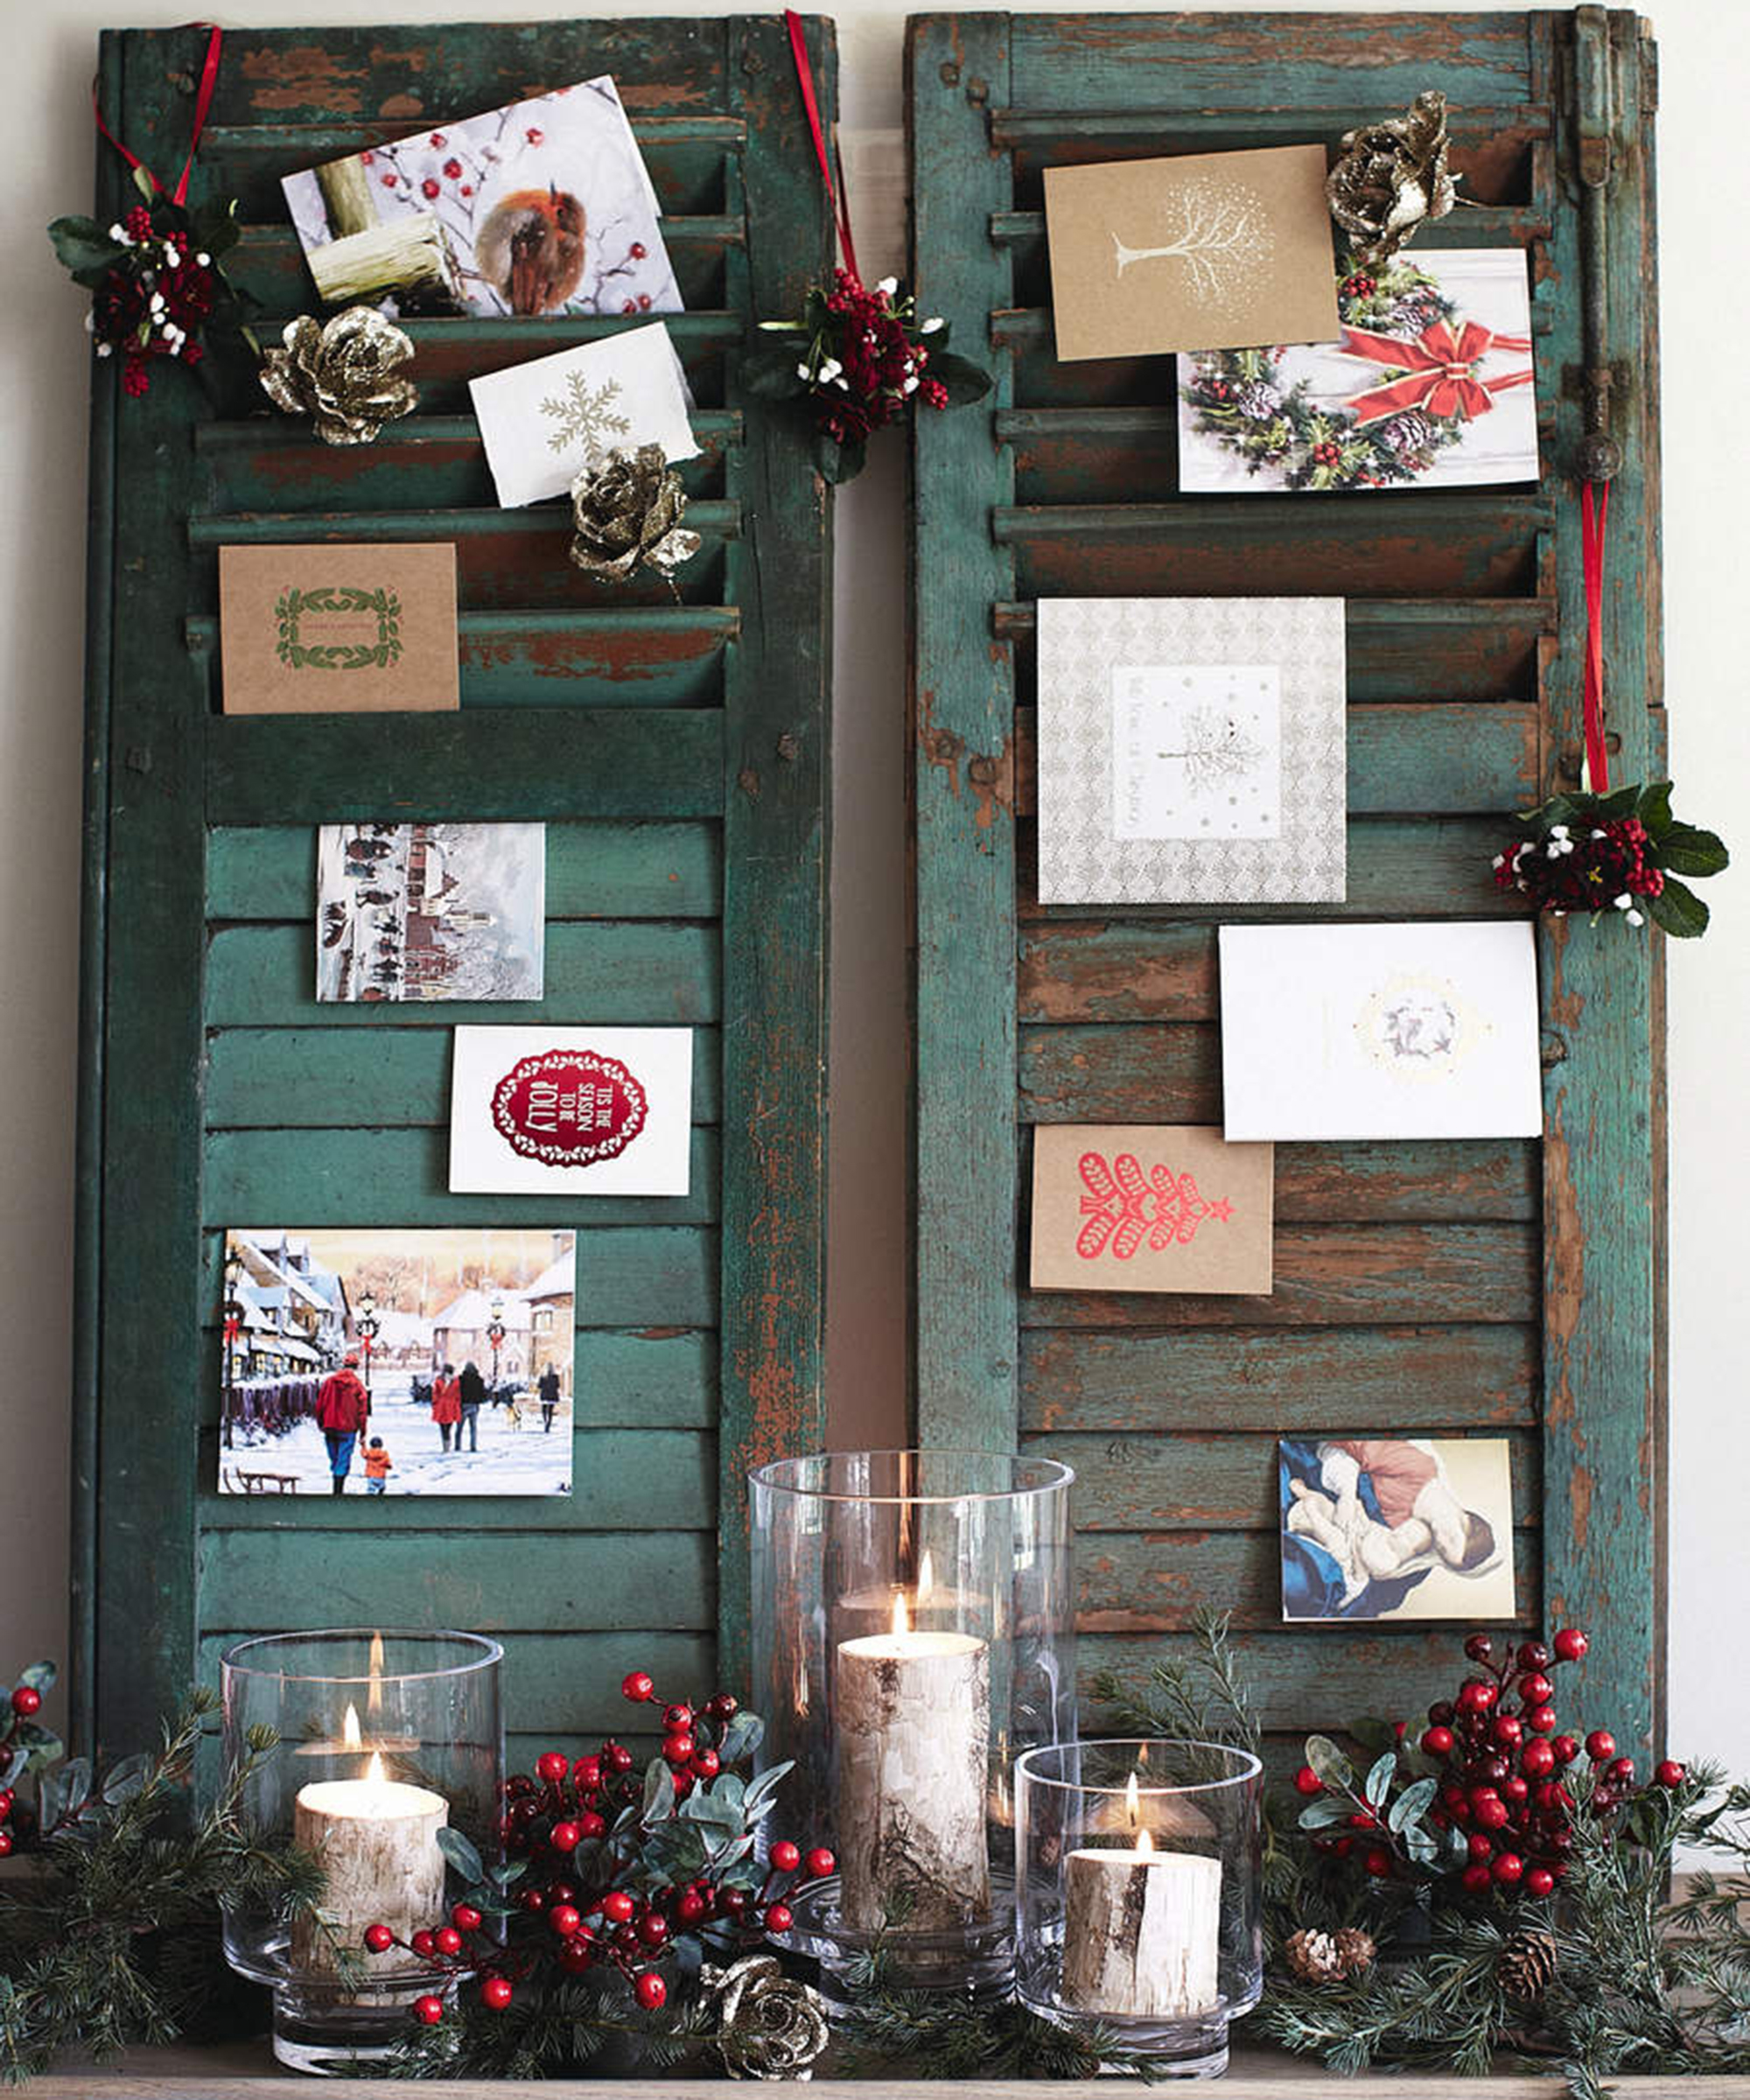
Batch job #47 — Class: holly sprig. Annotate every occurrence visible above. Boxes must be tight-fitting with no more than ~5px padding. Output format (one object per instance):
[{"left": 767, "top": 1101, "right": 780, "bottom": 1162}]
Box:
[{"left": 1494, "top": 780, "right": 1728, "bottom": 937}]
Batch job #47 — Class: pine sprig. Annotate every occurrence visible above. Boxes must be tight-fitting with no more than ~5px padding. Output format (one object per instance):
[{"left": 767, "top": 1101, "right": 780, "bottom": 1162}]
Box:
[
  {"left": 836, "top": 1982, "right": 1167, "bottom": 2082},
  {"left": 1087, "top": 1607, "right": 1261, "bottom": 1754}
]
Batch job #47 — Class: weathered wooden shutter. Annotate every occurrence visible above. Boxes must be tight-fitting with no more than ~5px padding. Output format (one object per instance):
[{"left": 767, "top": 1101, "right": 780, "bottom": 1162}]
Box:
[
  {"left": 908, "top": 10, "right": 1663, "bottom": 1756},
  {"left": 74, "top": 16, "right": 834, "bottom": 1759}
]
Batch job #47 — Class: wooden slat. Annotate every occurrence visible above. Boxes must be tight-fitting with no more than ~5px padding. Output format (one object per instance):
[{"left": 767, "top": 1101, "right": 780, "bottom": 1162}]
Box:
[
  {"left": 204, "top": 921, "right": 719, "bottom": 1027},
  {"left": 1020, "top": 1323, "right": 1541, "bottom": 1432},
  {"left": 205, "top": 711, "right": 726, "bottom": 823},
  {"left": 1021, "top": 1224, "right": 1540, "bottom": 1326},
  {"left": 206, "top": 822, "right": 723, "bottom": 923}
]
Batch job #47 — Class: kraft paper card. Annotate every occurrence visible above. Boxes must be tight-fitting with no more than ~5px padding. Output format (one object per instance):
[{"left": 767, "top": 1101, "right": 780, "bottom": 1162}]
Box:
[
  {"left": 1030, "top": 1124, "right": 1274, "bottom": 1296},
  {"left": 450, "top": 1026, "right": 693, "bottom": 1195},
  {"left": 1036, "top": 597, "right": 1347, "bottom": 906},
  {"left": 1043, "top": 144, "right": 1340, "bottom": 360},
  {"left": 1219, "top": 922, "right": 1544, "bottom": 1141},
  {"left": 1280, "top": 1436, "right": 1517, "bottom": 1622},
  {"left": 219, "top": 543, "right": 458, "bottom": 715}
]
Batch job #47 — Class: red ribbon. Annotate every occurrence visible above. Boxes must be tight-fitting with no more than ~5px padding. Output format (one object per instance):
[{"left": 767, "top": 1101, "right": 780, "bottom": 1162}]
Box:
[
  {"left": 1581, "top": 480, "right": 1612, "bottom": 792},
  {"left": 784, "top": 10, "right": 859, "bottom": 284},
  {"left": 93, "top": 22, "right": 222, "bottom": 209},
  {"left": 1339, "top": 317, "right": 1535, "bottom": 427}
]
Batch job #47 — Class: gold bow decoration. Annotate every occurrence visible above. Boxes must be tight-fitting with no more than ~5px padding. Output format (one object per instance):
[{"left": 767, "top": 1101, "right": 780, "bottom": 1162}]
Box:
[
  {"left": 1326, "top": 89, "right": 1460, "bottom": 268},
  {"left": 568, "top": 443, "right": 701, "bottom": 584}
]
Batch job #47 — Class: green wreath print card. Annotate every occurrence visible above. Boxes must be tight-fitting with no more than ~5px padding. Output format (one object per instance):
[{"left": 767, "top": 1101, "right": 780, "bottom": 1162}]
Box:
[{"left": 219, "top": 542, "right": 459, "bottom": 714}]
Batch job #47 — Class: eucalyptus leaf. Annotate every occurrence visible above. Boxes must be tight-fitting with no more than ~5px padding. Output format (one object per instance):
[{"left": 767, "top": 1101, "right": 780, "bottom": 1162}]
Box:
[
  {"left": 1305, "top": 1734, "right": 1357, "bottom": 1793},
  {"left": 102, "top": 1753, "right": 150, "bottom": 1806},
  {"left": 436, "top": 1828, "right": 484, "bottom": 1886},
  {"left": 35, "top": 1775, "right": 61, "bottom": 1830},
  {"left": 1364, "top": 1753, "right": 1396, "bottom": 1810},
  {"left": 18, "top": 1662, "right": 57, "bottom": 1694},
  {"left": 717, "top": 1713, "right": 764, "bottom": 1766},
  {"left": 1298, "top": 1795, "right": 1353, "bottom": 1830},
  {"left": 1404, "top": 1824, "right": 1441, "bottom": 1866},
  {"left": 642, "top": 1759, "right": 676, "bottom": 1824},
  {"left": 59, "top": 1758, "right": 91, "bottom": 1819},
  {"left": 1389, "top": 1777, "right": 1438, "bottom": 1834}
]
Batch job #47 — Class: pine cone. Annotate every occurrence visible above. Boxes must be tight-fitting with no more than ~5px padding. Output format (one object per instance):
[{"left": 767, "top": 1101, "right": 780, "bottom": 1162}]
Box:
[
  {"left": 1284, "top": 1928, "right": 1345, "bottom": 1984},
  {"left": 259, "top": 309, "right": 418, "bottom": 444},
  {"left": 1498, "top": 1928, "right": 1558, "bottom": 2003},
  {"left": 1334, "top": 1927, "right": 1377, "bottom": 1978}
]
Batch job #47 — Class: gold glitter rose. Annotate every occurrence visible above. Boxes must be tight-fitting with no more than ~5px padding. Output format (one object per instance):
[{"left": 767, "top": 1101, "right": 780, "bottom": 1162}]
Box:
[
  {"left": 1326, "top": 89, "right": 1460, "bottom": 267},
  {"left": 568, "top": 442, "right": 701, "bottom": 584},
  {"left": 701, "top": 1955, "right": 831, "bottom": 2082},
  {"left": 259, "top": 307, "right": 418, "bottom": 445}
]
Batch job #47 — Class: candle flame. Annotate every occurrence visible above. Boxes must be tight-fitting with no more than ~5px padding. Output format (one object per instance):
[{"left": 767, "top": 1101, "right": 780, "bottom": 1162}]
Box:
[
  {"left": 343, "top": 1704, "right": 362, "bottom": 1750},
  {"left": 368, "top": 1632, "right": 385, "bottom": 1716},
  {"left": 367, "top": 1751, "right": 386, "bottom": 1785},
  {"left": 890, "top": 1588, "right": 911, "bottom": 1638},
  {"left": 1136, "top": 1824, "right": 1155, "bottom": 1856},
  {"left": 917, "top": 1550, "right": 934, "bottom": 1602},
  {"left": 1124, "top": 1770, "right": 1142, "bottom": 1825}
]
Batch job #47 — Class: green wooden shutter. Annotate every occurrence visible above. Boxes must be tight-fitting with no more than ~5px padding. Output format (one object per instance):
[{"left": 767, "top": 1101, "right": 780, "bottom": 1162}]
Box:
[
  {"left": 74, "top": 16, "right": 835, "bottom": 1760},
  {"left": 908, "top": 10, "right": 1663, "bottom": 1756}
]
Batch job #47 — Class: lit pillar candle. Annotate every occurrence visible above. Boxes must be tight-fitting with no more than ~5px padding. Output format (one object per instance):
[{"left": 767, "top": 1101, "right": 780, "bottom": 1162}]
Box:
[
  {"left": 835, "top": 1587, "right": 990, "bottom": 1932},
  {"left": 290, "top": 1743, "right": 447, "bottom": 1978},
  {"left": 1061, "top": 1775, "right": 1221, "bottom": 2020}
]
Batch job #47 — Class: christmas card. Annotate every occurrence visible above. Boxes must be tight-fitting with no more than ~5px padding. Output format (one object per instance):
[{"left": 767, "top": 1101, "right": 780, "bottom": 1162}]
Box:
[
  {"left": 469, "top": 322, "right": 699, "bottom": 509},
  {"left": 1219, "top": 922, "right": 1544, "bottom": 1141},
  {"left": 1031, "top": 1124, "right": 1274, "bottom": 1295},
  {"left": 1178, "top": 248, "right": 1540, "bottom": 492},
  {"left": 282, "top": 78, "right": 680, "bottom": 318},
  {"left": 317, "top": 822, "right": 545, "bottom": 1004},
  {"left": 219, "top": 1227, "right": 575, "bottom": 1499},
  {"left": 1279, "top": 1436, "right": 1517, "bottom": 1623},
  {"left": 219, "top": 543, "right": 458, "bottom": 716},
  {"left": 1036, "top": 597, "right": 1346, "bottom": 905},
  {"left": 1043, "top": 144, "right": 1339, "bottom": 360},
  {"left": 449, "top": 1026, "right": 693, "bottom": 1195}
]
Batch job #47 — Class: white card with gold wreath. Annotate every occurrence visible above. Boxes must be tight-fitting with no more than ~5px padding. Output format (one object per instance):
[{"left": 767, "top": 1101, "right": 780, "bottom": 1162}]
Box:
[{"left": 469, "top": 322, "right": 698, "bottom": 508}]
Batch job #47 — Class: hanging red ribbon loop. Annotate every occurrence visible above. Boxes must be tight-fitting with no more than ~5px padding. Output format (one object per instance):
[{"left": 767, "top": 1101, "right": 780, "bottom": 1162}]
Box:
[
  {"left": 1581, "top": 479, "right": 1612, "bottom": 793},
  {"left": 784, "top": 9, "right": 860, "bottom": 284},
  {"left": 92, "top": 23, "right": 222, "bottom": 208}
]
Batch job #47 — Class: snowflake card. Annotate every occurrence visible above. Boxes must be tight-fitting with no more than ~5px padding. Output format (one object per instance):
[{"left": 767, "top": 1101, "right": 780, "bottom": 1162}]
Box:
[
  {"left": 1043, "top": 144, "right": 1338, "bottom": 360},
  {"left": 1219, "top": 922, "right": 1544, "bottom": 1142},
  {"left": 1279, "top": 1436, "right": 1516, "bottom": 1623},
  {"left": 317, "top": 823, "right": 544, "bottom": 1004},
  {"left": 219, "top": 1228, "right": 575, "bottom": 1500},
  {"left": 1031, "top": 1125, "right": 1273, "bottom": 1295},
  {"left": 282, "top": 78, "right": 680, "bottom": 319},
  {"left": 1036, "top": 598, "right": 1346, "bottom": 905},
  {"left": 449, "top": 1026, "right": 692, "bottom": 1195},
  {"left": 1177, "top": 248, "right": 1540, "bottom": 493},
  {"left": 468, "top": 322, "right": 699, "bottom": 508}
]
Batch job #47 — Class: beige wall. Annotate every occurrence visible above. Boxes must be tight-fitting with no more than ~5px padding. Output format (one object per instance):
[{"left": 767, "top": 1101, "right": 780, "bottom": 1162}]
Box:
[{"left": 2, "top": 1, "right": 1742, "bottom": 1773}]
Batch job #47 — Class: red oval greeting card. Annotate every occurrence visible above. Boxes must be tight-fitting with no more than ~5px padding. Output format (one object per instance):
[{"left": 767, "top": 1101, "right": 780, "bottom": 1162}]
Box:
[{"left": 490, "top": 1047, "right": 648, "bottom": 1167}]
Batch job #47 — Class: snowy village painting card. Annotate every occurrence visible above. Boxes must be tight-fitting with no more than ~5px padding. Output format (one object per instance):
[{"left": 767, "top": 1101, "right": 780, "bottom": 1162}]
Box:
[
  {"left": 1036, "top": 598, "right": 1346, "bottom": 906},
  {"left": 219, "top": 544, "right": 458, "bottom": 715},
  {"left": 282, "top": 78, "right": 680, "bottom": 318},
  {"left": 317, "top": 822, "right": 544, "bottom": 1004},
  {"left": 1219, "top": 922, "right": 1544, "bottom": 1142},
  {"left": 1042, "top": 144, "right": 1338, "bottom": 360},
  {"left": 450, "top": 1026, "right": 693, "bottom": 1195},
  {"left": 1031, "top": 1125, "right": 1273, "bottom": 1296},
  {"left": 218, "top": 1228, "right": 575, "bottom": 1499},
  {"left": 469, "top": 322, "right": 698, "bottom": 509},
  {"left": 1178, "top": 248, "right": 1539, "bottom": 493},
  {"left": 1279, "top": 1436, "right": 1517, "bottom": 1623}
]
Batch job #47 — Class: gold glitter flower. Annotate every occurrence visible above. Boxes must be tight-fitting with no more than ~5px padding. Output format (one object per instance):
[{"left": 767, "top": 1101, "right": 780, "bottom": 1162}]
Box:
[{"left": 259, "top": 307, "right": 418, "bottom": 445}]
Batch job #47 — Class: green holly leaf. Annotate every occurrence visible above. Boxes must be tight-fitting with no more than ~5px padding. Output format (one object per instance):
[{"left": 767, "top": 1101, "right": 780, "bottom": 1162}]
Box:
[
  {"left": 814, "top": 431, "right": 864, "bottom": 484},
  {"left": 1304, "top": 1734, "right": 1357, "bottom": 1793},
  {"left": 743, "top": 346, "right": 807, "bottom": 400},
  {"left": 1647, "top": 875, "right": 1710, "bottom": 937},
  {"left": 1656, "top": 823, "right": 1730, "bottom": 878},
  {"left": 1634, "top": 780, "right": 1675, "bottom": 833},
  {"left": 1595, "top": 783, "right": 1642, "bottom": 819},
  {"left": 929, "top": 351, "right": 994, "bottom": 406}
]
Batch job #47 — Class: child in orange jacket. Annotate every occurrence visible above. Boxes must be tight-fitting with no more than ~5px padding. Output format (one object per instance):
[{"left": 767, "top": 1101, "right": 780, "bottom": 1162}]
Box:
[{"left": 363, "top": 1436, "right": 393, "bottom": 1495}]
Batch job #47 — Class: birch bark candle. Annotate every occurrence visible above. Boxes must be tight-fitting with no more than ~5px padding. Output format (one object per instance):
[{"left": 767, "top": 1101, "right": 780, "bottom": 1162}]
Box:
[
  {"left": 835, "top": 1591, "right": 991, "bottom": 1932},
  {"left": 1060, "top": 1824, "right": 1222, "bottom": 2020},
  {"left": 290, "top": 1750, "right": 447, "bottom": 1978}
]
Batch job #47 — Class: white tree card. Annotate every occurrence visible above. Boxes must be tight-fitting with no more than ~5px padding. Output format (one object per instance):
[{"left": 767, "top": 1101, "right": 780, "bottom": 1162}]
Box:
[
  {"left": 450, "top": 1027, "right": 693, "bottom": 1194},
  {"left": 469, "top": 323, "right": 698, "bottom": 508},
  {"left": 1219, "top": 922, "right": 1543, "bottom": 1140},
  {"left": 1037, "top": 598, "right": 1346, "bottom": 905}
]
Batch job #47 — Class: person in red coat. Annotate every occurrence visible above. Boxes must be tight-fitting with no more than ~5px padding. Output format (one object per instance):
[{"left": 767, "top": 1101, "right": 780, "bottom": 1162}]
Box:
[
  {"left": 317, "top": 1354, "right": 369, "bottom": 1496},
  {"left": 430, "top": 1363, "right": 462, "bottom": 1455}
]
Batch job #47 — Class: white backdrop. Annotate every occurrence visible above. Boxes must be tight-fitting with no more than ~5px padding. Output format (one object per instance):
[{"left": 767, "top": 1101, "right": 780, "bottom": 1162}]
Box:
[{"left": 2, "top": 0, "right": 1742, "bottom": 1766}]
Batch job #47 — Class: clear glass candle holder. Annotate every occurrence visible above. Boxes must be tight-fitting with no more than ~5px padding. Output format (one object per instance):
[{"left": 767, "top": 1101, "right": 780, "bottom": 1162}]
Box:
[
  {"left": 748, "top": 1449, "right": 1076, "bottom": 1999},
  {"left": 219, "top": 1628, "right": 503, "bottom": 2072},
  {"left": 1016, "top": 1739, "right": 1264, "bottom": 2076}
]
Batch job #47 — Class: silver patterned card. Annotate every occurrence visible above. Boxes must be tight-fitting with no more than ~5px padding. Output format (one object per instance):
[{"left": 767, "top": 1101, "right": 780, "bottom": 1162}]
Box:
[{"left": 1035, "top": 597, "right": 1347, "bottom": 905}]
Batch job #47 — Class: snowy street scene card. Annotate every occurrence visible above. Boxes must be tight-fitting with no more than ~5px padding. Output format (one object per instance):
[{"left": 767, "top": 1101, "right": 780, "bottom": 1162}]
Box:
[
  {"left": 317, "top": 822, "right": 544, "bottom": 1004},
  {"left": 1043, "top": 144, "right": 1339, "bottom": 360},
  {"left": 219, "top": 543, "right": 458, "bottom": 715},
  {"left": 1036, "top": 598, "right": 1346, "bottom": 905},
  {"left": 219, "top": 1228, "right": 575, "bottom": 1499},
  {"left": 1280, "top": 1436, "right": 1517, "bottom": 1623},
  {"left": 1030, "top": 1124, "right": 1273, "bottom": 1296},
  {"left": 1219, "top": 922, "right": 1544, "bottom": 1141},
  {"left": 450, "top": 1026, "right": 693, "bottom": 1195},
  {"left": 282, "top": 77, "right": 680, "bottom": 318},
  {"left": 1178, "top": 248, "right": 1540, "bottom": 493},
  {"left": 468, "top": 321, "right": 699, "bottom": 508}
]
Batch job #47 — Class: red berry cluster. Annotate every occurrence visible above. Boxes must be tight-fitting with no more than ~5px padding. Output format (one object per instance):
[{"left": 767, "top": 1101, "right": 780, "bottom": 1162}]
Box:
[
  {"left": 1311, "top": 439, "right": 1344, "bottom": 468},
  {"left": 804, "top": 270, "right": 949, "bottom": 447},
  {"left": 0, "top": 1680, "right": 46, "bottom": 1858},
  {"left": 89, "top": 206, "right": 218, "bottom": 397},
  {"left": 1340, "top": 272, "right": 1378, "bottom": 299},
  {"left": 1494, "top": 816, "right": 1664, "bottom": 922},
  {"left": 371, "top": 1671, "right": 833, "bottom": 2026}
]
